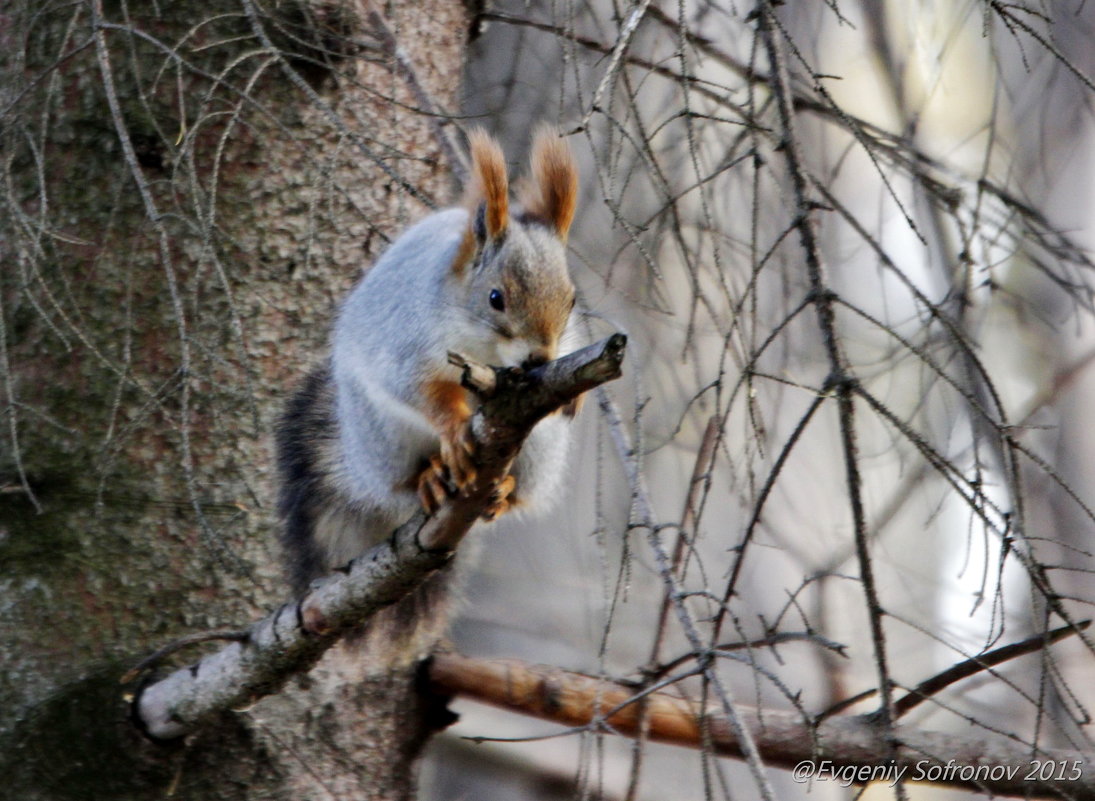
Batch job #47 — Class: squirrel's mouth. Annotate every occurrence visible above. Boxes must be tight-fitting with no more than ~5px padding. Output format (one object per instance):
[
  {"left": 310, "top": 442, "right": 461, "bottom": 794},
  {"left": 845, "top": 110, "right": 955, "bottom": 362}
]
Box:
[{"left": 494, "top": 338, "right": 538, "bottom": 370}]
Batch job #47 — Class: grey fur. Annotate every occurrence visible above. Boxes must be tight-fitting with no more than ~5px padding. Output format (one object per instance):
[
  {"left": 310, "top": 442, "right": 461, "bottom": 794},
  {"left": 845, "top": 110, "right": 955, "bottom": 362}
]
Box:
[{"left": 277, "top": 205, "right": 576, "bottom": 661}]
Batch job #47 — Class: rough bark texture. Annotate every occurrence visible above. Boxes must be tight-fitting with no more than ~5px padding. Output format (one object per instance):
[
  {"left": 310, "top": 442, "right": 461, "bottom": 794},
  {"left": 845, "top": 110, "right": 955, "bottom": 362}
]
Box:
[{"left": 0, "top": 2, "right": 466, "bottom": 798}]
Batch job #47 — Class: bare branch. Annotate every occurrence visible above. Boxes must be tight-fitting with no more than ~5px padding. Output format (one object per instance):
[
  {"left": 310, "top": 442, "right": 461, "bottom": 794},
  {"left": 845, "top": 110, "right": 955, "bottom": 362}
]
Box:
[
  {"left": 893, "top": 620, "right": 1093, "bottom": 719},
  {"left": 756, "top": 1, "right": 898, "bottom": 737},
  {"left": 429, "top": 652, "right": 1095, "bottom": 799}
]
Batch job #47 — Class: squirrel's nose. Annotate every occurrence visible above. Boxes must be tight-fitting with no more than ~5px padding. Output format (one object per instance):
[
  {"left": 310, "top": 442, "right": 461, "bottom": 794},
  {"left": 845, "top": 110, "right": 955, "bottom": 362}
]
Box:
[{"left": 521, "top": 350, "right": 551, "bottom": 370}]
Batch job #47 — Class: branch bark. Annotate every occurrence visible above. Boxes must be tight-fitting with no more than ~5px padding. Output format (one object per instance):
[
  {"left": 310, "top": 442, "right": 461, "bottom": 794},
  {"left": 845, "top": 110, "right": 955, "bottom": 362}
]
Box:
[
  {"left": 429, "top": 652, "right": 1095, "bottom": 800},
  {"left": 133, "top": 334, "right": 627, "bottom": 741}
]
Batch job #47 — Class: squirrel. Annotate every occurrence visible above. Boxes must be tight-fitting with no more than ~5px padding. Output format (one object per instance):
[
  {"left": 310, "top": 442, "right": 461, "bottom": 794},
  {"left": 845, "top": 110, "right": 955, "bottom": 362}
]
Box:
[{"left": 276, "top": 128, "right": 581, "bottom": 662}]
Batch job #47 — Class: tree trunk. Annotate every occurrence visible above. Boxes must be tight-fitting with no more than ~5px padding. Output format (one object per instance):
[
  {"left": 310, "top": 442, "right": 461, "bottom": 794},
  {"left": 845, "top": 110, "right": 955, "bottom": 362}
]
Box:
[{"left": 0, "top": 2, "right": 466, "bottom": 798}]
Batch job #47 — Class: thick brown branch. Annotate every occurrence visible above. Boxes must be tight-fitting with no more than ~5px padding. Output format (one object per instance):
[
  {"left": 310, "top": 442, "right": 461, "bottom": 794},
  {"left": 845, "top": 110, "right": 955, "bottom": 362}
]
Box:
[
  {"left": 132, "top": 335, "right": 626, "bottom": 741},
  {"left": 429, "top": 652, "right": 1095, "bottom": 799}
]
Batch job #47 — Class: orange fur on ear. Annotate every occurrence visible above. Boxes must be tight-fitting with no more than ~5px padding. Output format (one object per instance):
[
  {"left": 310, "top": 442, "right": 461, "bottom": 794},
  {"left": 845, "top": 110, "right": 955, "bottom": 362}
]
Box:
[
  {"left": 520, "top": 127, "right": 578, "bottom": 241},
  {"left": 466, "top": 128, "right": 509, "bottom": 240}
]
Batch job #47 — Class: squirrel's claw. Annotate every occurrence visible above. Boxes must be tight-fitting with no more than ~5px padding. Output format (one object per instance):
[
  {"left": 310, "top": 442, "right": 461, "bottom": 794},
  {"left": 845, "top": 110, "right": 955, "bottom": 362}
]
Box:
[
  {"left": 417, "top": 455, "right": 454, "bottom": 514},
  {"left": 440, "top": 423, "right": 477, "bottom": 491},
  {"left": 417, "top": 422, "right": 477, "bottom": 514},
  {"left": 481, "top": 474, "right": 517, "bottom": 521}
]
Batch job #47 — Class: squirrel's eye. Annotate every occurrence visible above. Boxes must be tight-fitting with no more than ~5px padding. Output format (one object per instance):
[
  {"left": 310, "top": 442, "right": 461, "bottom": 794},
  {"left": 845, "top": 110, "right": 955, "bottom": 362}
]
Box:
[{"left": 489, "top": 288, "right": 505, "bottom": 312}]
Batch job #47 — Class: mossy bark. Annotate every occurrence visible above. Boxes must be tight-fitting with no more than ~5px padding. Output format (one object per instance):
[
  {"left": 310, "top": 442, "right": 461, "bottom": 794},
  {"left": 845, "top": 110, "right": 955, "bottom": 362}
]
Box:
[{"left": 0, "top": 2, "right": 466, "bottom": 798}]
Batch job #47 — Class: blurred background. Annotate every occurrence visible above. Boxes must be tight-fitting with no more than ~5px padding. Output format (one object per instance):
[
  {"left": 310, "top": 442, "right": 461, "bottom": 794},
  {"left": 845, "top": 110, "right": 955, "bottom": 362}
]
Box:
[{"left": 430, "top": 2, "right": 1095, "bottom": 798}]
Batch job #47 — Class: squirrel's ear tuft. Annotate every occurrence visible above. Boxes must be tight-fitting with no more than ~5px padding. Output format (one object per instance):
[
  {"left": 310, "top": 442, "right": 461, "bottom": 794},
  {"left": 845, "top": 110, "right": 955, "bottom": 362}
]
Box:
[
  {"left": 519, "top": 127, "right": 578, "bottom": 241},
  {"left": 466, "top": 129, "right": 509, "bottom": 241}
]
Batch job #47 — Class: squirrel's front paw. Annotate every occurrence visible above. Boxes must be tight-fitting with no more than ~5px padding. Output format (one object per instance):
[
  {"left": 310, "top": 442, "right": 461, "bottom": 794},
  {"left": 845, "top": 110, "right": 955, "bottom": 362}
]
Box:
[
  {"left": 416, "top": 425, "right": 478, "bottom": 515},
  {"left": 481, "top": 474, "right": 516, "bottom": 522},
  {"left": 417, "top": 455, "right": 454, "bottom": 514},
  {"left": 440, "top": 423, "right": 477, "bottom": 491}
]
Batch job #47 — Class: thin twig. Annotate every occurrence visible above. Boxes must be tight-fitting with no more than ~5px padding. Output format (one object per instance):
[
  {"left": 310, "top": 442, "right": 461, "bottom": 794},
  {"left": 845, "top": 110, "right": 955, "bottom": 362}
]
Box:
[
  {"left": 756, "top": 6, "right": 905, "bottom": 796},
  {"left": 647, "top": 414, "right": 720, "bottom": 667},
  {"left": 816, "top": 620, "right": 1091, "bottom": 722},
  {"left": 597, "top": 392, "right": 779, "bottom": 801},
  {"left": 894, "top": 620, "right": 1093, "bottom": 718},
  {"left": 655, "top": 631, "right": 849, "bottom": 680},
  {"left": 122, "top": 630, "right": 249, "bottom": 683}
]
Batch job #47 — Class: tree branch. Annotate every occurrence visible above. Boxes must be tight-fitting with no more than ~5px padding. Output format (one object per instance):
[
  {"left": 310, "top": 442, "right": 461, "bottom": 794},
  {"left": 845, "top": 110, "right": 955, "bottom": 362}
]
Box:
[
  {"left": 892, "top": 620, "right": 1092, "bottom": 720},
  {"left": 429, "top": 652, "right": 1095, "bottom": 799},
  {"left": 131, "top": 334, "right": 627, "bottom": 741},
  {"left": 757, "top": 0, "right": 899, "bottom": 745}
]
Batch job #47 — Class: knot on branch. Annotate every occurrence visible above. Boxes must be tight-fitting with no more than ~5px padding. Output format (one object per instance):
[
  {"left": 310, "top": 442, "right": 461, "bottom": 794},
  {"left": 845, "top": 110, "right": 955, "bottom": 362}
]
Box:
[
  {"left": 806, "top": 287, "right": 839, "bottom": 307},
  {"left": 822, "top": 370, "right": 857, "bottom": 395}
]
